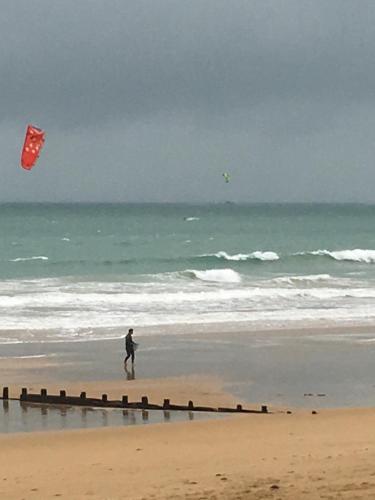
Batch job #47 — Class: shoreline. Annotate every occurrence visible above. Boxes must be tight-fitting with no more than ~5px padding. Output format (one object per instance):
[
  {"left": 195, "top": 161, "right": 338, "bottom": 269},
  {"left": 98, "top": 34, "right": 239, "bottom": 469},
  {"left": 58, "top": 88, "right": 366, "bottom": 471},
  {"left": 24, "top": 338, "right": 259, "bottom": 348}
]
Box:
[
  {"left": 1, "top": 323, "right": 375, "bottom": 409},
  {"left": 3, "top": 319, "right": 375, "bottom": 344}
]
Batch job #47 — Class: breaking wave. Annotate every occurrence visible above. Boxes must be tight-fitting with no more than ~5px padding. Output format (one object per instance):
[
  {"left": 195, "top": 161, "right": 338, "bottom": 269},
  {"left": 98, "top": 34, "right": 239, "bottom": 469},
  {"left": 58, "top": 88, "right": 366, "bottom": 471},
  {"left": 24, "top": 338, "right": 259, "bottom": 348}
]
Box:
[
  {"left": 1, "top": 270, "right": 375, "bottom": 342},
  {"left": 10, "top": 256, "right": 49, "bottom": 262},
  {"left": 198, "top": 248, "right": 375, "bottom": 264},
  {"left": 271, "top": 274, "right": 333, "bottom": 286},
  {"left": 182, "top": 268, "right": 242, "bottom": 283},
  {"left": 298, "top": 249, "right": 375, "bottom": 263},
  {"left": 199, "top": 251, "right": 279, "bottom": 262}
]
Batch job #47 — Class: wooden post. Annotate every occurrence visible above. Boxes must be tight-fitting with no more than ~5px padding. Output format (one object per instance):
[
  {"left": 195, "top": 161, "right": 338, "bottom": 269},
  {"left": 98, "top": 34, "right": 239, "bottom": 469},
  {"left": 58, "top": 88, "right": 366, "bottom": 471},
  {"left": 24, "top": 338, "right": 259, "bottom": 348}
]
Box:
[
  {"left": 102, "top": 394, "right": 108, "bottom": 402},
  {"left": 122, "top": 395, "right": 128, "bottom": 405},
  {"left": 41, "top": 388, "right": 47, "bottom": 399},
  {"left": 2, "top": 387, "right": 9, "bottom": 400},
  {"left": 188, "top": 400, "right": 194, "bottom": 410},
  {"left": 80, "top": 392, "right": 86, "bottom": 400},
  {"left": 163, "top": 398, "right": 170, "bottom": 409},
  {"left": 21, "top": 387, "right": 27, "bottom": 400},
  {"left": 236, "top": 404, "right": 243, "bottom": 412},
  {"left": 141, "top": 396, "right": 148, "bottom": 407},
  {"left": 261, "top": 405, "right": 268, "bottom": 413},
  {"left": 60, "top": 390, "right": 66, "bottom": 398}
]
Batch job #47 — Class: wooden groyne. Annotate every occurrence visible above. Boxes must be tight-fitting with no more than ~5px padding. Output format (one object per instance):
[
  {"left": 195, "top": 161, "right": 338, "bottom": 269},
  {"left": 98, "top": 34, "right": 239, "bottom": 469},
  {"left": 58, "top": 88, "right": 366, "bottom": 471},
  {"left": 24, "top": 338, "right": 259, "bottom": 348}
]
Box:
[{"left": 1, "top": 387, "right": 268, "bottom": 414}]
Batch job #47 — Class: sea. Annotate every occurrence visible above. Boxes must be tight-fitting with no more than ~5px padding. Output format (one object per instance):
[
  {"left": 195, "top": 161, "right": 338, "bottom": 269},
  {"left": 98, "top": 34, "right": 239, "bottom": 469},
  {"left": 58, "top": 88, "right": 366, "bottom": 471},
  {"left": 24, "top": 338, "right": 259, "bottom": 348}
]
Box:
[{"left": 1, "top": 203, "right": 375, "bottom": 345}]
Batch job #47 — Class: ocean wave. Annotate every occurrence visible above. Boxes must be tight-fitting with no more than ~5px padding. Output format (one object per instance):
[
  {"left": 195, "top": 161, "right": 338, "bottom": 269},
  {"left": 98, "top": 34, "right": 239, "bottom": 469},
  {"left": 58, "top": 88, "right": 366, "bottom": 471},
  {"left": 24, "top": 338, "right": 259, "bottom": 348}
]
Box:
[
  {"left": 197, "top": 248, "right": 375, "bottom": 264},
  {"left": 184, "top": 217, "right": 200, "bottom": 221},
  {"left": 181, "top": 268, "right": 242, "bottom": 283},
  {"left": 2, "top": 284, "right": 375, "bottom": 337},
  {"left": 250, "top": 251, "right": 280, "bottom": 261},
  {"left": 298, "top": 249, "right": 375, "bottom": 263},
  {"left": 272, "top": 274, "right": 333, "bottom": 286},
  {"left": 10, "top": 256, "right": 48, "bottom": 262},
  {"left": 199, "top": 251, "right": 280, "bottom": 262},
  {"left": 2, "top": 271, "right": 375, "bottom": 340},
  {"left": 49, "top": 258, "right": 133, "bottom": 266},
  {"left": 2, "top": 284, "right": 375, "bottom": 309}
]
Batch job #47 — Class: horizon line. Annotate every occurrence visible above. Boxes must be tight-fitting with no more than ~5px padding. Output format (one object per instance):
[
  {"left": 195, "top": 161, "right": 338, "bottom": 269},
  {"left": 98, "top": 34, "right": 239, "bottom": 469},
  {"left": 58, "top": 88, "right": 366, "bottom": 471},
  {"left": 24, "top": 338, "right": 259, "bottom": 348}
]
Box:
[{"left": 0, "top": 201, "right": 374, "bottom": 206}]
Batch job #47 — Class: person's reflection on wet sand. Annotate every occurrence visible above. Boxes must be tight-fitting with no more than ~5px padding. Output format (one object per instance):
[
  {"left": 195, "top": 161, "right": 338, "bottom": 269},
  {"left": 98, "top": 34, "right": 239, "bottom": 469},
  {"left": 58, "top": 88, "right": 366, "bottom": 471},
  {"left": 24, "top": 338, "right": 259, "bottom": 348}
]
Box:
[
  {"left": 41, "top": 405, "right": 48, "bottom": 429},
  {"left": 124, "top": 363, "right": 135, "bottom": 380},
  {"left": 101, "top": 409, "right": 108, "bottom": 426},
  {"left": 81, "top": 407, "right": 88, "bottom": 428}
]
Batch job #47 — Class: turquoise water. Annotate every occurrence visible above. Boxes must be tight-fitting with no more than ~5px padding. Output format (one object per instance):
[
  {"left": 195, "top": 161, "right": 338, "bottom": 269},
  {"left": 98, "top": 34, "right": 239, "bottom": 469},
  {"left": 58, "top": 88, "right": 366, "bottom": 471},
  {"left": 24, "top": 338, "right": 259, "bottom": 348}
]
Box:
[{"left": 1, "top": 203, "right": 375, "bottom": 343}]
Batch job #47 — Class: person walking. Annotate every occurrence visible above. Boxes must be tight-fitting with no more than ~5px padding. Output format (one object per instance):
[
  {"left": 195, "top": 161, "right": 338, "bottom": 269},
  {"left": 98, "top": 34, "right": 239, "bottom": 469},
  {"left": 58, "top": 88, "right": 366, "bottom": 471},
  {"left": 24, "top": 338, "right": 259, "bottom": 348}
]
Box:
[{"left": 124, "top": 328, "right": 136, "bottom": 366}]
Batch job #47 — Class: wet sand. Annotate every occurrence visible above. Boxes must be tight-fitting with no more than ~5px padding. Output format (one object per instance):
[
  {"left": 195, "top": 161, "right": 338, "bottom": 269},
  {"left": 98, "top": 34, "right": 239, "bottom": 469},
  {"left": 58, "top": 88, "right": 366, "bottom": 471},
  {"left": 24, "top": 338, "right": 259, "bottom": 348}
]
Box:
[
  {"left": 2, "top": 324, "right": 375, "bottom": 407},
  {"left": 3, "top": 375, "right": 238, "bottom": 409}
]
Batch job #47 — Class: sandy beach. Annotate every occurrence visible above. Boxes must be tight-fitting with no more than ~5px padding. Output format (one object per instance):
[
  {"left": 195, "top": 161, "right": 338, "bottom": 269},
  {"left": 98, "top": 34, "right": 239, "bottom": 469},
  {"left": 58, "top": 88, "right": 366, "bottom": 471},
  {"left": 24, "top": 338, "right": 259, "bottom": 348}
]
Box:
[
  {"left": 1, "top": 403, "right": 375, "bottom": 499},
  {"left": 2, "top": 326, "right": 375, "bottom": 498}
]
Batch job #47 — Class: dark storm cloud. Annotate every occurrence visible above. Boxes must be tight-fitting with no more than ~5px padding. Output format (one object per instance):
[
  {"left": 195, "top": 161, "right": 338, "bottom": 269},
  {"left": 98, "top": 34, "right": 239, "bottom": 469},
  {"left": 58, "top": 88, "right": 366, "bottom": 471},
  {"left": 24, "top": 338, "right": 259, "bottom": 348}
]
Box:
[
  {"left": 1, "top": 0, "right": 375, "bottom": 201},
  {"left": 2, "top": 0, "right": 375, "bottom": 128}
]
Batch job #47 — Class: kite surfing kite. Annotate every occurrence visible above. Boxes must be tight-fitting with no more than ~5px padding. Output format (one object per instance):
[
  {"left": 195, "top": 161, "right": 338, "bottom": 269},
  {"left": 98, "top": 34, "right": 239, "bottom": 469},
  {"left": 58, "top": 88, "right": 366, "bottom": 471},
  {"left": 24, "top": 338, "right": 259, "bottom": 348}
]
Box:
[
  {"left": 222, "top": 172, "right": 230, "bottom": 183},
  {"left": 20, "top": 125, "right": 46, "bottom": 170}
]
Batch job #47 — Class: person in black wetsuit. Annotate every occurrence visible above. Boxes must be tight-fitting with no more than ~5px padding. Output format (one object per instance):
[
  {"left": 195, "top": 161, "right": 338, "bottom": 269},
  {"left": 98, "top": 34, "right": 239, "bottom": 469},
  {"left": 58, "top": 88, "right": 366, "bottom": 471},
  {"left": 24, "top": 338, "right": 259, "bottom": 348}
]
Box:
[{"left": 124, "top": 328, "right": 136, "bottom": 366}]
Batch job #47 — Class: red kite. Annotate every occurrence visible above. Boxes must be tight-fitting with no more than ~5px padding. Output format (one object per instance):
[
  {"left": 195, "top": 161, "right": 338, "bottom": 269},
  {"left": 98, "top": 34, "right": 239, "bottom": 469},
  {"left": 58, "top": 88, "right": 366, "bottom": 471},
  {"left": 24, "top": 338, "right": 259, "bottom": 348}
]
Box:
[{"left": 20, "top": 125, "right": 45, "bottom": 170}]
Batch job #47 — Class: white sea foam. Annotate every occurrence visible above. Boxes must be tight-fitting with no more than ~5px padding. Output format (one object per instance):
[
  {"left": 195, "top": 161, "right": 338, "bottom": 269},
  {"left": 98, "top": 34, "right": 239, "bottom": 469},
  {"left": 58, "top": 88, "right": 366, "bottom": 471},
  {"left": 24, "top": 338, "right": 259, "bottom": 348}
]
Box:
[
  {"left": 250, "top": 251, "right": 279, "bottom": 261},
  {"left": 200, "top": 251, "right": 279, "bottom": 261},
  {"left": 1, "top": 271, "right": 375, "bottom": 343},
  {"left": 204, "top": 251, "right": 250, "bottom": 261},
  {"left": 61, "top": 237, "right": 70, "bottom": 242},
  {"left": 183, "top": 268, "right": 242, "bottom": 283},
  {"left": 0, "top": 354, "right": 50, "bottom": 360},
  {"left": 10, "top": 256, "right": 48, "bottom": 262},
  {"left": 301, "top": 249, "right": 375, "bottom": 263},
  {"left": 184, "top": 217, "right": 200, "bottom": 221},
  {"left": 272, "top": 274, "right": 333, "bottom": 285}
]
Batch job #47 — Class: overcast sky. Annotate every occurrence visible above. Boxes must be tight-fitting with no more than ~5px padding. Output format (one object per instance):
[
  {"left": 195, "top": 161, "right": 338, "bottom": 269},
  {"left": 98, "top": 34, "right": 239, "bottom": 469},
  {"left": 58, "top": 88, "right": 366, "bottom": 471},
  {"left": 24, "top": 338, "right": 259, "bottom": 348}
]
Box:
[{"left": 1, "top": 0, "right": 375, "bottom": 202}]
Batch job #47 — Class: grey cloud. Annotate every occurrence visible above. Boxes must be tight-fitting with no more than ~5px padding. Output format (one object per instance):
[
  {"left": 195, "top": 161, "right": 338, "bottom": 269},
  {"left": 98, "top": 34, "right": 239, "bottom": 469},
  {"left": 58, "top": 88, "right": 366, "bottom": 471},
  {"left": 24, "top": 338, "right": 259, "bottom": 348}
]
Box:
[
  {"left": 1, "top": 0, "right": 375, "bottom": 202},
  {"left": 2, "top": 0, "right": 375, "bottom": 128}
]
